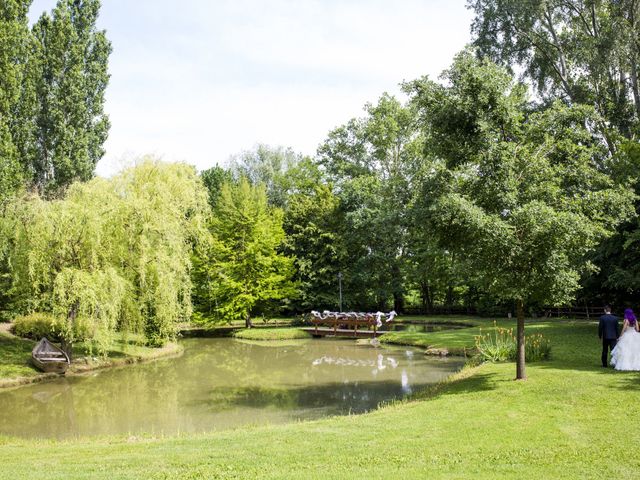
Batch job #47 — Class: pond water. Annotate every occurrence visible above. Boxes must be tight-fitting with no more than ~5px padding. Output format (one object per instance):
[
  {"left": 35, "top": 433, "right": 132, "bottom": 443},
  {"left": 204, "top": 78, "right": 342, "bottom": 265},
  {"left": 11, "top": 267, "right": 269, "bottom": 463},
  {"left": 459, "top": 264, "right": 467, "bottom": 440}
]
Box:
[
  {"left": 0, "top": 338, "right": 464, "bottom": 439},
  {"left": 381, "top": 323, "right": 467, "bottom": 333}
]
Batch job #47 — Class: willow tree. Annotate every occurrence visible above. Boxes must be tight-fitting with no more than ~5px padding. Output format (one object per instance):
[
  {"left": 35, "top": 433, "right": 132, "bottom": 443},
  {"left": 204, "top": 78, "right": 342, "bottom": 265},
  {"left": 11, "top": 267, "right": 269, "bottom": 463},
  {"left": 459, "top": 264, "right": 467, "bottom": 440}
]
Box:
[
  {"left": 407, "top": 51, "right": 635, "bottom": 379},
  {"left": 194, "top": 177, "right": 296, "bottom": 327},
  {"left": 3, "top": 159, "right": 210, "bottom": 352}
]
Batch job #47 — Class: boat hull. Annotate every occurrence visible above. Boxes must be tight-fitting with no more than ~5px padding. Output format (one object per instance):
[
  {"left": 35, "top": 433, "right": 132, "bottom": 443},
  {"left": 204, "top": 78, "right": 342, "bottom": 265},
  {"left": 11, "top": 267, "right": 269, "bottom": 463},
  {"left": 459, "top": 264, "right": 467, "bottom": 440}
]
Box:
[
  {"left": 31, "top": 357, "right": 69, "bottom": 374},
  {"left": 31, "top": 338, "right": 70, "bottom": 374}
]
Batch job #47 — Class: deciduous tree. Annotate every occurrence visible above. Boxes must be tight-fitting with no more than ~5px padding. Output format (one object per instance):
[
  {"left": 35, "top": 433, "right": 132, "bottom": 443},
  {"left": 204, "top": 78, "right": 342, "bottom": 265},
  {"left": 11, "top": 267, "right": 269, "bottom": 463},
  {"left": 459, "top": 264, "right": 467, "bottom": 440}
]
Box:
[
  {"left": 29, "top": 0, "right": 111, "bottom": 194},
  {"left": 195, "top": 178, "right": 296, "bottom": 326},
  {"left": 407, "top": 51, "right": 635, "bottom": 379},
  {"left": 0, "top": 0, "right": 33, "bottom": 204}
]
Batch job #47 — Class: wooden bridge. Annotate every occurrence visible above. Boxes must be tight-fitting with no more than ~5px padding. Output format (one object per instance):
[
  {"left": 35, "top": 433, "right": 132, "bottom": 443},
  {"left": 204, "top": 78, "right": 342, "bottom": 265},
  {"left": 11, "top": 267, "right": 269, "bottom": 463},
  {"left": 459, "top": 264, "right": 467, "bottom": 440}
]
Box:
[
  {"left": 303, "top": 311, "right": 393, "bottom": 338},
  {"left": 301, "top": 326, "right": 379, "bottom": 338}
]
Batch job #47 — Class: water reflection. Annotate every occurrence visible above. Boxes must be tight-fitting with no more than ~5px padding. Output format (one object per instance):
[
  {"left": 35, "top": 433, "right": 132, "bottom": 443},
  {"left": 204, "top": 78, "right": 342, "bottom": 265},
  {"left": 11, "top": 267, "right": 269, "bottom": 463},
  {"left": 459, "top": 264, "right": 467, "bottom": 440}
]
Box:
[{"left": 0, "top": 338, "right": 463, "bottom": 439}]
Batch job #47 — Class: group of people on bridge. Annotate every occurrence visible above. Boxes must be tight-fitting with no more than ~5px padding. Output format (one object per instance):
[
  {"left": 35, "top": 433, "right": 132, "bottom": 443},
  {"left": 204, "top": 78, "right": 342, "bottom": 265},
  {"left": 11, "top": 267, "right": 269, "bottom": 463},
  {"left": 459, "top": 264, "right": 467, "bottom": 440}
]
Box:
[{"left": 310, "top": 310, "right": 397, "bottom": 328}]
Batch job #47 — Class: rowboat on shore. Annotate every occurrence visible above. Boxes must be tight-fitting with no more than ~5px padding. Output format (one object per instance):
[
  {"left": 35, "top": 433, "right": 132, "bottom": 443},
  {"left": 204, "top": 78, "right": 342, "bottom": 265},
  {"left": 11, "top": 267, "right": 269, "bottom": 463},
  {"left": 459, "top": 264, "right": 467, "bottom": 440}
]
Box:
[{"left": 31, "top": 338, "right": 70, "bottom": 374}]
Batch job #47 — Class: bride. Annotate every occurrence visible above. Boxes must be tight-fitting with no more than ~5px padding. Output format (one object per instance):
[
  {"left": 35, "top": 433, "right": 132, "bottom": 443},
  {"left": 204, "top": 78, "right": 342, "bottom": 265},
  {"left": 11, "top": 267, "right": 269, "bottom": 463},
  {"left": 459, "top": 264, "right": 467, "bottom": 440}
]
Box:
[{"left": 611, "top": 308, "right": 640, "bottom": 371}]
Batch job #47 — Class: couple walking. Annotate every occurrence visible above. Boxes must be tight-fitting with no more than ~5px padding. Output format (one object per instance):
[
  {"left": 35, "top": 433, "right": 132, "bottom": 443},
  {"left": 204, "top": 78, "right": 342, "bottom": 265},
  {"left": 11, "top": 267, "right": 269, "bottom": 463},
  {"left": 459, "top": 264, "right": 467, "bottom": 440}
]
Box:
[{"left": 599, "top": 306, "right": 640, "bottom": 371}]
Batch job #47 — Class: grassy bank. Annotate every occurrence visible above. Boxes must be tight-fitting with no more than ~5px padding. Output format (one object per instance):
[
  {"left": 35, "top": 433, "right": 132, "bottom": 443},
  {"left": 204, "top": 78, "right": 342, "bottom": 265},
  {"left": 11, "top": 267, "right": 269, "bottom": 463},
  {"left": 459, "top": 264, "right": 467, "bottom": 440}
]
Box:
[
  {"left": 379, "top": 316, "right": 512, "bottom": 354},
  {"left": 232, "top": 327, "right": 311, "bottom": 341},
  {"left": 0, "top": 332, "right": 182, "bottom": 388},
  {"left": 1, "top": 319, "right": 639, "bottom": 479}
]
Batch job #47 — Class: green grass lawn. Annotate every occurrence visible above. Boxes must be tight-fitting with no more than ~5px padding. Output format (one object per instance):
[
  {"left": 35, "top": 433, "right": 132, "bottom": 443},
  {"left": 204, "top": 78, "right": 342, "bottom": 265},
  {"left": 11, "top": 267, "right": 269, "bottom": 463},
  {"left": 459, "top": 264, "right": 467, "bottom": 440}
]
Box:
[
  {"left": 0, "top": 334, "right": 40, "bottom": 379},
  {"left": 232, "top": 327, "right": 311, "bottom": 341},
  {"left": 379, "top": 316, "right": 530, "bottom": 352},
  {"left": 1, "top": 318, "right": 639, "bottom": 479}
]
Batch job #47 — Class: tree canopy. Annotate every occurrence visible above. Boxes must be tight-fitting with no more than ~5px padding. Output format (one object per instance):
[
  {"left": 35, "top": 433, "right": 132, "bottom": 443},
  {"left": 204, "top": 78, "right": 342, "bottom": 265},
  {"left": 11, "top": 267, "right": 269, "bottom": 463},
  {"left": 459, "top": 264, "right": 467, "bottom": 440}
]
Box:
[
  {"left": 1, "top": 159, "right": 209, "bottom": 351},
  {"left": 0, "top": 0, "right": 111, "bottom": 199},
  {"left": 406, "top": 51, "right": 635, "bottom": 378},
  {"left": 193, "top": 177, "right": 296, "bottom": 327}
]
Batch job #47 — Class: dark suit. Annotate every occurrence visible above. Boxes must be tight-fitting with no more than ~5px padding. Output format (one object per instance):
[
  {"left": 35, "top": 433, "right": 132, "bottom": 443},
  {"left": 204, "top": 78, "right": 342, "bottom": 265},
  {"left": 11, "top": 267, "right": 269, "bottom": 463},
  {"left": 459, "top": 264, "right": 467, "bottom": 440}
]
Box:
[{"left": 598, "top": 313, "right": 620, "bottom": 367}]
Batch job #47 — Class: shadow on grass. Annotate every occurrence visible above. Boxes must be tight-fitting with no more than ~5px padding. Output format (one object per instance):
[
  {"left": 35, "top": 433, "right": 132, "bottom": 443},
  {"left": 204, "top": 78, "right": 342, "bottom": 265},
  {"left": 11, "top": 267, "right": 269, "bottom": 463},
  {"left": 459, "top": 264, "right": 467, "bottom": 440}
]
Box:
[
  {"left": 612, "top": 373, "right": 640, "bottom": 391},
  {"left": 193, "top": 373, "right": 497, "bottom": 416},
  {"left": 408, "top": 371, "right": 499, "bottom": 404},
  {"left": 0, "top": 335, "right": 34, "bottom": 359},
  {"left": 0, "top": 334, "right": 38, "bottom": 377}
]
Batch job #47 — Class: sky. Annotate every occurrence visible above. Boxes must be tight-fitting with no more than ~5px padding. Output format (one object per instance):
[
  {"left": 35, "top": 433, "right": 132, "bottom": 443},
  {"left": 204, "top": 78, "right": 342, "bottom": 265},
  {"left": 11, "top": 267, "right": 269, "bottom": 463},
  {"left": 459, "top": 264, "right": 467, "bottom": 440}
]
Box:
[{"left": 29, "top": 0, "right": 473, "bottom": 176}]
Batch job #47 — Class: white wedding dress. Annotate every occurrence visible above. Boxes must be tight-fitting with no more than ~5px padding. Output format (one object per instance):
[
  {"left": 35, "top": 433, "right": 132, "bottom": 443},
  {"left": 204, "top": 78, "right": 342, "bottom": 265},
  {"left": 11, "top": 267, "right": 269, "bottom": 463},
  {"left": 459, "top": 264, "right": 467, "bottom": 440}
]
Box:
[{"left": 611, "top": 326, "right": 640, "bottom": 371}]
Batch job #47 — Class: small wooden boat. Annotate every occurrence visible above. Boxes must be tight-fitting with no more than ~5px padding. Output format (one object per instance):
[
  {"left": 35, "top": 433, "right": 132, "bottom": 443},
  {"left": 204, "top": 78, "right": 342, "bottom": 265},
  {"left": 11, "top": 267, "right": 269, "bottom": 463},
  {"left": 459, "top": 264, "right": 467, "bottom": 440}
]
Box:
[{"left": 31, "top": 338, "right": 70, "bottom": 374}]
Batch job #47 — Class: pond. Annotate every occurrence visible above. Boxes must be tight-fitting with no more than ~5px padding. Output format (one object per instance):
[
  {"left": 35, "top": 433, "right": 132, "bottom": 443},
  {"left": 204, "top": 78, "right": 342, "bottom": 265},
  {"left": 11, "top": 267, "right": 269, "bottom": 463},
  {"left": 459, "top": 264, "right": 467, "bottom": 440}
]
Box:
[
  {"left": 381, "top": 323, "right": 467, "bottom": 333},
  {"left": 0, "top": 338, "right": 464, "bottom": 439}
]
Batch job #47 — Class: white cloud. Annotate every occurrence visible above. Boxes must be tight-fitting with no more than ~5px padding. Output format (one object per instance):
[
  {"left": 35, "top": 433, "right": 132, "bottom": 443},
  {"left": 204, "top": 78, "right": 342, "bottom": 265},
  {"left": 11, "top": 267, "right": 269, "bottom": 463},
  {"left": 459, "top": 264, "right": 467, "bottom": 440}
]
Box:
[{"left": 30, "top": 0, "right": 473, "bottom": 177}]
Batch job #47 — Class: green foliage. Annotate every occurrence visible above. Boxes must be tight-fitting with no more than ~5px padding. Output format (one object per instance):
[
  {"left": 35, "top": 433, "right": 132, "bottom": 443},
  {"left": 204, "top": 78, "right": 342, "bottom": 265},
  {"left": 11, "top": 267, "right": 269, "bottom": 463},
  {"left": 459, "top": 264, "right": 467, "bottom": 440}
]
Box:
[
  {"left": 193, "top": 177, "right": 296, "bottom": 324},
  {"left": 317, "top": 93, "right": 422, "bottom": 310},
  {"left": 200, "top": 165, "right": 233, "bottom": 209},
  {"left": 523, "top": 332, "right": 551, "bottom": 362},
  {"left": 0, "top": 0, "right": 31, "bottom": 205},
  {"left": 408, "top": 52, "right": 635, "bottom": 307},
  {"left": 228, "top": 144, "right": 303, "bottom": 208},
  {"left": 469, "top": 0, "right": 640, "bottom": 141},
  {"left": 475, "top": 325, "right": 516, "bottom": 362},
  {"left": 282, "top": 164, "right": 344, "bottom": 311},
  {"left": 405, "top": 52, "right": 635, "bottom": 377},
  {"left": 0, "top": 0, "right": 111, "bottom": 197},
  {"left": 12, "top": 312, "right": 63, "bottom": 340},
  {"left": 29, "top": 0, "right": 111, "bottom": 194},
  {"left": 2, "top": 159, "right": 210, "bottom": 352}
]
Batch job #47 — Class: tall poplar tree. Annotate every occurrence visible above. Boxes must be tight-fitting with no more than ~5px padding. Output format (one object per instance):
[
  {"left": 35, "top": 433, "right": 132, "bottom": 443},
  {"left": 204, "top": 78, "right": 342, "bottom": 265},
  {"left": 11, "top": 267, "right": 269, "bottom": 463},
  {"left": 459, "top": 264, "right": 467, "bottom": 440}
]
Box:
[
  {"left": 0, "top": 0, "right": 32, "bottom": 204},
  {"left": 29, "top": 0, "right": 111, "bottom": 195}
]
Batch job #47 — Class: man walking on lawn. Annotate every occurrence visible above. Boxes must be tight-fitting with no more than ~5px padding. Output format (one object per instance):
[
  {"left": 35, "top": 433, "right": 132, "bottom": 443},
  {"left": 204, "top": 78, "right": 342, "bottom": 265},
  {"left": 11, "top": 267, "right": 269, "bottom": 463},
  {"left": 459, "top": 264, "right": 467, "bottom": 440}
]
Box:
[{"left": 598, "top": 306, "right": 620, "bottom": 367}]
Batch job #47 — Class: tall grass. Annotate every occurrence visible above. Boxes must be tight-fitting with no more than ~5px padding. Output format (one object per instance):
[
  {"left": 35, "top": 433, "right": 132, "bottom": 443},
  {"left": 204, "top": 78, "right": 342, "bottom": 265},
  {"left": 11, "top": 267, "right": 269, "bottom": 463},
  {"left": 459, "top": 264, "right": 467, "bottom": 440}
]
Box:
[{"left": 475, "top": 322, "right": 551, "bottom": 362}]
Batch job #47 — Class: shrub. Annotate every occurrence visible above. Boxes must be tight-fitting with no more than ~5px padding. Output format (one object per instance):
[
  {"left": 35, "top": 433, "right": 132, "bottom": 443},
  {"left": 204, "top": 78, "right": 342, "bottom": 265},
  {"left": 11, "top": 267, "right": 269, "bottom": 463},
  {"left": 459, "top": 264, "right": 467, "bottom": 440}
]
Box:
[
  {"left": 474, "top": 322, "right": 551, "bottom": 362},
  {"left": 290, "top": 314, "right": 308, "bottom": 327},
  {"left": 12, "top": 312, "right": 63, "bottom": 340},
  {"left": 13, "top": 312, "right": 95, "bottom": 345}
]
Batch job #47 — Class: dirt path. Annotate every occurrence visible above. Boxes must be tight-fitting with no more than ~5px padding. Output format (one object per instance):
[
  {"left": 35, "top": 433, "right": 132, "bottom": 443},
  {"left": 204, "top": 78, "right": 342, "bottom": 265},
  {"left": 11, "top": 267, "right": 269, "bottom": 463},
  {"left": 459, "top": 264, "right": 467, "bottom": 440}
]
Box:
[{"left": 0, "top": 322, "right": 14, "bottom": 336}]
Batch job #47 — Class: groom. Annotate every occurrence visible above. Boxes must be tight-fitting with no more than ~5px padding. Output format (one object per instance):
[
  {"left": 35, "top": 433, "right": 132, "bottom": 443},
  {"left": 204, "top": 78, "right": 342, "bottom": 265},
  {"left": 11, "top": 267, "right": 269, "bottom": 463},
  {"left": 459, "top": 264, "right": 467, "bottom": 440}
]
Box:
[{"left": 598, "top": 306, "right": 620, "bottom": 367}]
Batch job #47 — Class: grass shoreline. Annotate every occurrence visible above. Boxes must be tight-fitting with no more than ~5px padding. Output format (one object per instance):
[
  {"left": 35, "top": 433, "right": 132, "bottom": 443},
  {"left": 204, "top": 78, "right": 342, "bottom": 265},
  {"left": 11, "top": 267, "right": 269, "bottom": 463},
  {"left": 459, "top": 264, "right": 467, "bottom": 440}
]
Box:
[
  {"left": 2, "top": 317, "right": 639, "bottom": 479},
  {"left": 0, "top": 315, "right": 551, "bottom": 389},
  {"left": 0, "top": 331, "right": 183, "bottom": 390},
  {"left": 231, "top": 327, "right": 312, "bottom": 341}
]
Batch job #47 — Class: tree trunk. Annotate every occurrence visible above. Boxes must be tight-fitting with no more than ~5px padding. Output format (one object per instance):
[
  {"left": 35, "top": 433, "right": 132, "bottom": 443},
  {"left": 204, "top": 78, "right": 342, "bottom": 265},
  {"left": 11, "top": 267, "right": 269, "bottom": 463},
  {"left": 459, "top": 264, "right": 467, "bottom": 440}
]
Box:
[
  {"left": 446, "top": 285, "right": 454, "bottom": 314},
  {"left": 420, "top": 281, "right": 433, "bottom": 314},
  {"left": 61, "top": 338, "right": 73, "bottom": 361},
  {"left": 245, "top": 314, "right": 253, "bottom": 329},
  {"left": 63, "top": 303, "right": 78, "bottom": 361},
  {"left": 516, "top": 299, "right": 526, "bottom": 380},
  {"left": 393, "top": 292, "right": 404, "bottom": 313}
]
